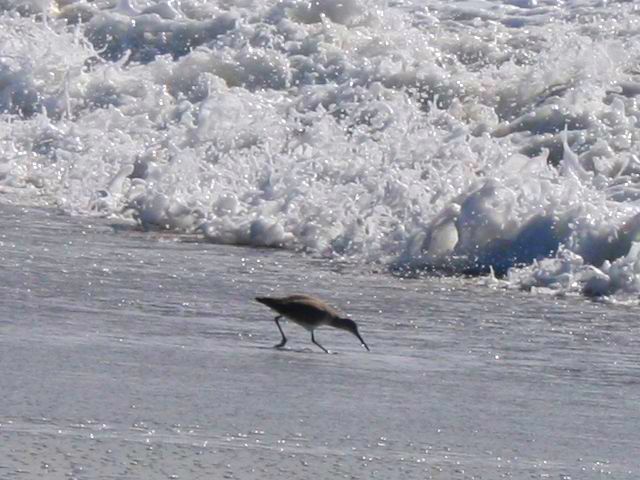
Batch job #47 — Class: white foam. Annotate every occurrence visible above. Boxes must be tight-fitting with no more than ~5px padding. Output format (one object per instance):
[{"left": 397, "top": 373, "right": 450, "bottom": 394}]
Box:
[{"left": 2, "top": 0, "right": 640, "bottom": 299}]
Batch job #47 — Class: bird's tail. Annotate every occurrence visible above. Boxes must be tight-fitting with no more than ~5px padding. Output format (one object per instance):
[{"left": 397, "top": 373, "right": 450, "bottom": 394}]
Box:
[{"left": 255, "top": 296, "right": 278, "bottom": 308}]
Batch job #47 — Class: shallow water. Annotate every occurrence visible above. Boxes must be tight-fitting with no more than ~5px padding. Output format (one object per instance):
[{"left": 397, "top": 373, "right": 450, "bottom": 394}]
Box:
[{"left": 2, "top": 204, "right": 639, "bottom": 479}]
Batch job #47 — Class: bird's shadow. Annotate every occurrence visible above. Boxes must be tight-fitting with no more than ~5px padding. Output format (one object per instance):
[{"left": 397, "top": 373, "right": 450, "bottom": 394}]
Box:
[{"left": 255, "top": 345, "right": 338, "bottom": 355}]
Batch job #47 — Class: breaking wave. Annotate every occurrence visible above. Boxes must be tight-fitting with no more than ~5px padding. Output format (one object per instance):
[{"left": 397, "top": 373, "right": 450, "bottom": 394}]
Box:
[{"left": 2, "top": 0, "right": 640, "bottom": 299}]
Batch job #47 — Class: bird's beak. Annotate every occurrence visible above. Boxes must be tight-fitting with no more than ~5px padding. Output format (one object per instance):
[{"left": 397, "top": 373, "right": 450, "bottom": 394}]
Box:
[{"left": 356, "top": 332, "right": 370, "bottom": 351}]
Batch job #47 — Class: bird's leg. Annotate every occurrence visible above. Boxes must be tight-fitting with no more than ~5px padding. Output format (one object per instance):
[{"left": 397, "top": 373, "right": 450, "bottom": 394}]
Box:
[
  {"left": 311, "top": 331, "right": 330, "bottom": 354},
  {"left": 274, "top": 316, "right": 287, "bottom": 348}
]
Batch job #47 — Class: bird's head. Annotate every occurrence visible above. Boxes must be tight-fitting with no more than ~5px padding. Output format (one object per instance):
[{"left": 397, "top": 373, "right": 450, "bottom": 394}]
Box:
[{"left": 332, "top": 317, "right": 370, "bottom": 351}]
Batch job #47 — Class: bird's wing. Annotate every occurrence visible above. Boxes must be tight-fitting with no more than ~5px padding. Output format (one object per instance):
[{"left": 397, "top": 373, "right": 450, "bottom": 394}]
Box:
[{"left": 285, "top": 294, "right": 342, "bottom": 317}]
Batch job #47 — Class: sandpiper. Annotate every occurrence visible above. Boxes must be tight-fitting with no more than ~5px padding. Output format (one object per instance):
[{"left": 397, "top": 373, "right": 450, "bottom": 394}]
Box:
[{"left": 255, "top": 294, "right": 370, "bottom": 353}]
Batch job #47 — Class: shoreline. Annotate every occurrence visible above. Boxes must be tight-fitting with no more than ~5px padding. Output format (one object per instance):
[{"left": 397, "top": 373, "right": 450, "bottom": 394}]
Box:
[{"left": 1, "top": 204, "right": 638, "bottom": 479}]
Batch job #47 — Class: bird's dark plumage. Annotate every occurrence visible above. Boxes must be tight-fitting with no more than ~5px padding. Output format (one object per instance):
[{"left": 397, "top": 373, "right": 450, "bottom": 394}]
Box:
[{"left": 255, "top": 294, "right": 369, "bottom": 353}]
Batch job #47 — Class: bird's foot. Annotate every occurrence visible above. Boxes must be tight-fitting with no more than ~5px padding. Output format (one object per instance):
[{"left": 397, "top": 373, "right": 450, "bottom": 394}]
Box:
[{"left": 274, "top": 342, "right": 287, "bottom": 349}]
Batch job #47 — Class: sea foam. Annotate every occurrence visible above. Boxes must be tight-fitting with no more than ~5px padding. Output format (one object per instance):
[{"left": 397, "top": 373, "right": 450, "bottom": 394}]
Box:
[{"left": 2, "top": 0, "right": 640, "bottom": 299}]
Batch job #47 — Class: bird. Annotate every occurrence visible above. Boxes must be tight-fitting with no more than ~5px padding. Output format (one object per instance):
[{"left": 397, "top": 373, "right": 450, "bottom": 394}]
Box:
[{"left": 255, "top": 294, "right": 370, "bottom": 353}]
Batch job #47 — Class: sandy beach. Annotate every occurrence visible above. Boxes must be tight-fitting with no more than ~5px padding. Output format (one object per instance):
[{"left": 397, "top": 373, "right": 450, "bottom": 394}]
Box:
[{"left": 1, "top": 205, "right": 639, "bottom": 479}]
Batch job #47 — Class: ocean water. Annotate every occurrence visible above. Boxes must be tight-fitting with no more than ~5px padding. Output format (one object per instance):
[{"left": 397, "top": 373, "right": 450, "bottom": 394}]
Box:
[
  {"left": 2, "top": 0, "right": 640, "bottom": 298},
  {"left": 2, "top": 0, "right": 640, "bottom": 477}
]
